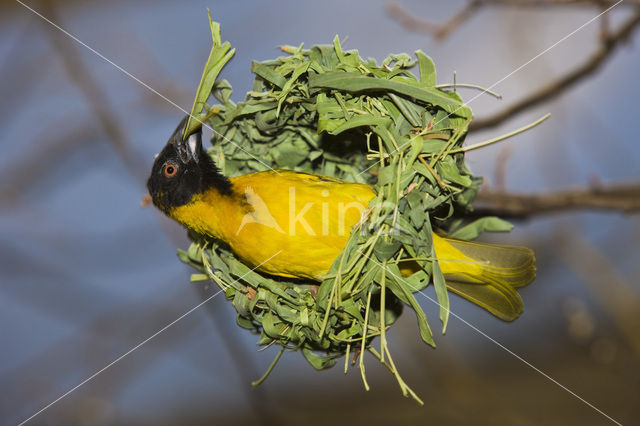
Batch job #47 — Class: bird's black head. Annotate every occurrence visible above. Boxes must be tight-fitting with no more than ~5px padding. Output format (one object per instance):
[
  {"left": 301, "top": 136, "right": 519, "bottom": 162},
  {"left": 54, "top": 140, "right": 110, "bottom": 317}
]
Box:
[{"left": 146, "top": 116, "right": 232, "bottom": 213}]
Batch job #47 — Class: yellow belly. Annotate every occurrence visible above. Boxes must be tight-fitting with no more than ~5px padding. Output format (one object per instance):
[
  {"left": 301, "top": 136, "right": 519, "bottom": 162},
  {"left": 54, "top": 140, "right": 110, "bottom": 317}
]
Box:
[
  {"left": 170, "top": 169, "right": 482, "bottom": 281},
  {"left": 227, "top": 171, "right": 375, "bottom": 280}
]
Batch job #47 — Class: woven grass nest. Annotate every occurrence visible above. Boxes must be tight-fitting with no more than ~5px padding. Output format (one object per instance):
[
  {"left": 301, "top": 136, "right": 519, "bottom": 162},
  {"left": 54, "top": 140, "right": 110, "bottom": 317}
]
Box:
[{"left": 176, "top": 17, "right": 539, "bottom": 403}]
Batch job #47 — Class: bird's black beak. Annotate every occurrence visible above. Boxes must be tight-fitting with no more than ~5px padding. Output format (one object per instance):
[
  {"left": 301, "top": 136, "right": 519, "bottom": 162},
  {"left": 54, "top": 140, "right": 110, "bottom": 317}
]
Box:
[{"left": 169, "top": 115, "right": 203, "bottom": 164}]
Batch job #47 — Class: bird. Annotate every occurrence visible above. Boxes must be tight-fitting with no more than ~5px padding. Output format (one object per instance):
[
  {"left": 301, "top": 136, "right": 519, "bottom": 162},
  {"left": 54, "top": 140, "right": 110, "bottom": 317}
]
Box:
[{"left": 147, "top": 116, "right": 535, "bottom": 321}]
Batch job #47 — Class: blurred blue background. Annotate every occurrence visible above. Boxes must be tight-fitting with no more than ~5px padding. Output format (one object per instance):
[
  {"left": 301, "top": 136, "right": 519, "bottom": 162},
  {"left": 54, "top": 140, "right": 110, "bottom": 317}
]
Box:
[{"left": 1, "top": 1, "right": 639, "bottom": 424}]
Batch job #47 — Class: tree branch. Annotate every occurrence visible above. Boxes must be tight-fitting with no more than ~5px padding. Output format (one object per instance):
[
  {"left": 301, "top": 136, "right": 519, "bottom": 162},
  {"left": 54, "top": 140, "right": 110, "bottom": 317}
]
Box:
[
  {"left": 387, "top": 2, "right": 640, "bottom": 130},
  {"left": 388, "top": 0, "right": 640, "bottom": 39},
  {"left": 474, "top": 0, "right": 640, "bottom": 7},
  {"left": 41, "top": 1, "right": 147, "bottom": 182},
  {"left": 473, "top": 182, "right": 640, "bottom": 218},
  {"left": 386, "top": 1, "right": 481, "bottom": 40},
  {"left": 471, "top": 9, "right": 640, "bottom": 130}
]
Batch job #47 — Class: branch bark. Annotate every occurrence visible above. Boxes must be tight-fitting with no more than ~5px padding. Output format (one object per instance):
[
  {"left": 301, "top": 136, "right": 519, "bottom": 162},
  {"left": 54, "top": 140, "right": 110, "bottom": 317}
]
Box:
[{"left": 473, "top": 182, "right": 640, "bottom": 218}]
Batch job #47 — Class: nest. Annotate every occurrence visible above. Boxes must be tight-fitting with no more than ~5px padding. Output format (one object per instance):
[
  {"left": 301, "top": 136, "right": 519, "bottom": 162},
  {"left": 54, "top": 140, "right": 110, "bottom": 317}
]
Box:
[{"left": 177, "top": 21, "right": 517, "bottom": 403}]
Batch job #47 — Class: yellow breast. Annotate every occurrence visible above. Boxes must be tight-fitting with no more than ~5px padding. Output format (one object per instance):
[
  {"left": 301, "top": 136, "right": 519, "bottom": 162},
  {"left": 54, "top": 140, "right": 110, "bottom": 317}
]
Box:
[{"left": 170, "top": 170, "right": 376, "bottom": 280}]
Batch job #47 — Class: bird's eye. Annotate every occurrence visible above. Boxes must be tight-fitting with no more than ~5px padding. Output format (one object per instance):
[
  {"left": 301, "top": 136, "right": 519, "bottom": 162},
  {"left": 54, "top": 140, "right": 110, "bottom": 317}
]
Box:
[{"left": 163, "top": 163, "right": 178, "bottom": 178}]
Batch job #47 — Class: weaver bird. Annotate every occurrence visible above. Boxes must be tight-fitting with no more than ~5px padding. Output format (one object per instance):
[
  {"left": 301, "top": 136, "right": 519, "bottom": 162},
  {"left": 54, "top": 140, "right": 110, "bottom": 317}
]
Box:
[{"left": 147, "top": 117, "right": 535, "bottom": 321}]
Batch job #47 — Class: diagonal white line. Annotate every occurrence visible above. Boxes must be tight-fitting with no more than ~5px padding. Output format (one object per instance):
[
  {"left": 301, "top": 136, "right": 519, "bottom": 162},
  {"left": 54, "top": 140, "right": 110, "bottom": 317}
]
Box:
[
  {"left": 13, "top": 0, "right": 625, "bottom": 423},
  {"left": 359, "top": 250, "right": 622, "bottom": 425},
  {"left": 454, "top": 0, "right": 623, "bottom": 117},
  {"left": 415, "top": 290, "right": 623, "bottom": 425},
  {"left": 18, "top": 288, "right": 222, "bottom": 425},
  {"left": 17, "top": 250, "right": 282, "bottom": 426},
  {"left": 351, "top": 6, "right": 626, "bottom": 420},
  {"left": 356, "top": 0, "right": 623, "bottom": 178},
  {"left": 14, "top": 0, "right": 279, "bottom": 174}
]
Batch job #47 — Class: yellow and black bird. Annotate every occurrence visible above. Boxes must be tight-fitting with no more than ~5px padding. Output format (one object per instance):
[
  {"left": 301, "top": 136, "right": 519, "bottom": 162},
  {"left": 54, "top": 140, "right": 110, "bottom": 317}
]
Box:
[{"left": 147, "top": 117, "right": 535, "bottom": 321}]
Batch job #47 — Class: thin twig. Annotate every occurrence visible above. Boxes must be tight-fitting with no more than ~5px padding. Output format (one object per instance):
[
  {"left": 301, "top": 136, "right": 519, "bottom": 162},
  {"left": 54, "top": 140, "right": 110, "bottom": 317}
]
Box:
[
  {"left": 461, "top": 113, "right": 550, "bottom": 152},
  {"left": 436, "top": 83, "right": 503, "bottom": 99},
  {"left": 418, "top": 155, "right": 449, "bottom": 188},
  {"left": 386, "top": 1, "right": 481, "bottom": 40}
]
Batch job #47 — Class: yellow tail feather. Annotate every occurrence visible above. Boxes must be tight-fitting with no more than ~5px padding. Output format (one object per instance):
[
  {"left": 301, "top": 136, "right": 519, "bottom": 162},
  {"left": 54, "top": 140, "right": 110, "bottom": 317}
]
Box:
[{"left": 434, "top": 235, "right": 536, "bottom": 321}]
